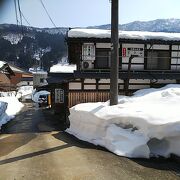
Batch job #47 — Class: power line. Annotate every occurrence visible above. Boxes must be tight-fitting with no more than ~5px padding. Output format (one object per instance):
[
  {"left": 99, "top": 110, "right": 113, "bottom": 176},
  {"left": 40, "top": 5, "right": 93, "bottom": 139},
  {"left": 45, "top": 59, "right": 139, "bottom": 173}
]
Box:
[
  {"left": 17, "top": 0, "right": 24, "bottom": 35},
  {"left": 17, "top": 0, "right": 23, "bottom": 27},
  {"left": 14, "top": 0, "right": 31, "bottom": 27},
  {"left": 14, "top": 0, "right": 19, "bottom": 25},
  {"left": 39, "top": 0, "right": 57, "bottom": 28},
  {"left": 21, "top": 11, "right": 31, "bottom": 26}
]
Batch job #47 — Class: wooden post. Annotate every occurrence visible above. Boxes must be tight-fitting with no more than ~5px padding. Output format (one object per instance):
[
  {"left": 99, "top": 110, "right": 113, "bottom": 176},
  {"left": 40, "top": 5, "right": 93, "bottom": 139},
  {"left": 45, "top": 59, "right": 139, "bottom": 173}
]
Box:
[{"left": 110, "top": 0, "right": 119, "bottom": 105}]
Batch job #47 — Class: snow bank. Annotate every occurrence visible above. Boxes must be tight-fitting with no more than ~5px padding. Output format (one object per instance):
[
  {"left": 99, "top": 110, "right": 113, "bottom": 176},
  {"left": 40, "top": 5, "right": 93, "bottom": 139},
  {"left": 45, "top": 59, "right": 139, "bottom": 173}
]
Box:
[
  {"left": 67, "top": 84, "right": 180, "bottom": 158},
  {"left": 68, "top": 29, "right": 180, "bottom": 41},
  {"left": 0, "top": 97, "right": 24, "bottom": 129},
  {"left": 0, "top": 91, "right": 16, "bottom": 97},
  {"left": 16, "top": 86, "right": 34, "bottom": 100},
  {"left": 50, "top": 63, "right": 76, "bottom": 73}
]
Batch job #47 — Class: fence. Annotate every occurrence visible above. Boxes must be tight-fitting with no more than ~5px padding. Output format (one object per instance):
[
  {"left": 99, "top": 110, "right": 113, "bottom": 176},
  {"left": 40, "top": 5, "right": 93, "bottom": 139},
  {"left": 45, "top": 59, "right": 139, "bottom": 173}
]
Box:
[
  {"left": 68, "top": 91, "right": 110, "bottom": 107},
  {"left": 0, "top": 83, "right": 16, "bottom": 92}
]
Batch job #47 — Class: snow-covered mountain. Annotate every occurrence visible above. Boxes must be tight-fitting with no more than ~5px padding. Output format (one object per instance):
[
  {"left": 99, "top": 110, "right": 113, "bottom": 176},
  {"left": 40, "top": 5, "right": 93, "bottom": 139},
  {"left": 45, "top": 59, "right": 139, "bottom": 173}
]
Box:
[
  {"left": 0, "top": 24, "right": 69, "bottom": 35},
  {"left": 88, "top": 19, "right": 180, "bottom": 33},
  {"left": 1, "top": 19, "right": 180, "bottom": 45}
]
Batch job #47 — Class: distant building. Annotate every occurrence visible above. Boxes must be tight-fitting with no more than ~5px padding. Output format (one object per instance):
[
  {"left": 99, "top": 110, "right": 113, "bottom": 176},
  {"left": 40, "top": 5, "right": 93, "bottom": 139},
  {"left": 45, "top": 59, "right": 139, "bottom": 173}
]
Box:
[
  {"left": 32, "top": 70, "right": 48, "bottom": 88},
  {"left": 8, "top": 64, "right": 33, "bottom": 87},
  {"left": 0, "top": 61, "right": 15, "bottom": 91}
]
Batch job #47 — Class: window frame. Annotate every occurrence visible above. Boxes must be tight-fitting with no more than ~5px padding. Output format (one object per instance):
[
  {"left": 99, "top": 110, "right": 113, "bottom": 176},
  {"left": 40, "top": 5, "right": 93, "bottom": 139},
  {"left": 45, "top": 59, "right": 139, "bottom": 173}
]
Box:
[
  {"left": 95, "top": 48, "right": 111, "bottom": 69},
  {"left": 145, "top": 49, "right": 171, "bottom": 70}
]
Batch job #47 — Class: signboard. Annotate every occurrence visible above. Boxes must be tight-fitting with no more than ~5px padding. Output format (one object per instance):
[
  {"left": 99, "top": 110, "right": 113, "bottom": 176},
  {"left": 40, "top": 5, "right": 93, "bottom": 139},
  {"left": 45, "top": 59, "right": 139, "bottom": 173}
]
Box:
[
  {"left": 127, "top": 48, "right": 143, "bottom": 57},
  {"left": 55, "top": 89, "right": 64, "bottom": 103},
  {"left": 122, "top": 48, "right": 126, "bottom": 57}
]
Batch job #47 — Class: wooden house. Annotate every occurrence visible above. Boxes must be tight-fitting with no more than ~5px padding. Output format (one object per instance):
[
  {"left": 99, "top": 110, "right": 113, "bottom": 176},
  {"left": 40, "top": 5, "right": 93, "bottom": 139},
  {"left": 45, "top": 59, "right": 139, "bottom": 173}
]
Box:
[
  {"left": 48, "top": 29, "right": 180, "bottom": 109},
  {"left": 8, "top": 64, "right": 33, "bottom": 87},
  {"left": 0, "top": 61, "right": 15, "bottom": 91}
]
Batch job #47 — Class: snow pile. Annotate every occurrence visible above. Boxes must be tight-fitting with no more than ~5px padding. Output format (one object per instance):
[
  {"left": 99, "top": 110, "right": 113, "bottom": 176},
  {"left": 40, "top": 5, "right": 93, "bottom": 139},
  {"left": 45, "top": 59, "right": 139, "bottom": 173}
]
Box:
[
  {"left": 32, "top": 90, "right": 50, "bottom": 103},
  {"left": 0, "top": 91, "right": 16, "bottom": 97},
  {"left": 67, "top": 84, "right": 180, "bottom": 158},
  {"left": 50, "top": 63, "right": 76, "bottom": 73},
  {"left": 68, "top": 29, "right": 180, "bottom": 41},
  {"left": 0, "top": 97, "right": 24, "bottom": 129},
  {"left": 16, "top": 86, "right": 34, "bottom": 100}
]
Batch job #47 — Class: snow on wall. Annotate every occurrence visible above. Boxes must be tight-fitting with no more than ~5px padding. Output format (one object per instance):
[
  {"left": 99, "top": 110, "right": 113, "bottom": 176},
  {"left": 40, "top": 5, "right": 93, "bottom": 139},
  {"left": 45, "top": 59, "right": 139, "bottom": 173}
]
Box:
[
  {"left": 67, "top": 84, "right": 180, "bottom": 158},
  {"left": 68, "top": 29, "right": 180, "bottom": 41}
]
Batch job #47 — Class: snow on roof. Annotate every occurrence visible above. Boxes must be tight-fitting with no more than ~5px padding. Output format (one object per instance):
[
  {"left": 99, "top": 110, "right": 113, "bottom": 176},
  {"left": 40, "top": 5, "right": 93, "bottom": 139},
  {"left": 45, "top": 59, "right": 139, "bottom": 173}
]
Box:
[
  {"left": 68, "top": 28, "right": 180, "bottom": 41},
  {"left": 31, "top": 70, "right": 47, "bottom": 75},
  {"left": 9, "top": 65, "right": 25, "bottom": 73},
  {"left": 50, "top": 63, "right": 77, "bottom": 73}
]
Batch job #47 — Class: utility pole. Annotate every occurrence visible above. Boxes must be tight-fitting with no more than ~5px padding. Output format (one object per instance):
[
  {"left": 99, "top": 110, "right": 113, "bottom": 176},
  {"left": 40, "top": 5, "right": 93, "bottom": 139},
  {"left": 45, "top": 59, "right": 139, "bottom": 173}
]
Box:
[{"left": 110, "top": 0, "right": 119, "bottom": 105}]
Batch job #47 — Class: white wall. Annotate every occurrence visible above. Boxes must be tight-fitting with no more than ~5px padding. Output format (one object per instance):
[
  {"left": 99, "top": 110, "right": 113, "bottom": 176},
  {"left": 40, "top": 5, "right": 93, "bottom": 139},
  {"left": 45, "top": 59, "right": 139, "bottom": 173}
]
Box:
[{"left": 122, "top": 44, "right": 144, "bottom": 70}]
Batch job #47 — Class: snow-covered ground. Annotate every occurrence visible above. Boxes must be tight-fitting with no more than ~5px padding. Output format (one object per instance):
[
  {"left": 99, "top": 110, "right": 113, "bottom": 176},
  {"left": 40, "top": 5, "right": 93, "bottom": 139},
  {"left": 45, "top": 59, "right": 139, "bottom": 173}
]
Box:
[
  {"left": 0, "top": 96, "right": 24, "bottom": 129},
  {"left": 67, "top": 84, "right": 180, "bottom": 158},
  {"left": 16, "top": 86, "right": 34, "bottom": 100}
]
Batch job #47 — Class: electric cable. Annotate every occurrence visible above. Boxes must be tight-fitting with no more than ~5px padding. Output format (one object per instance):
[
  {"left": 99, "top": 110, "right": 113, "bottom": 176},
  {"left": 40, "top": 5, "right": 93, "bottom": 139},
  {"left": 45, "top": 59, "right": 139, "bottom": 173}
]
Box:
[
  {"left": 21, "top": 11, "right": 31, "bottom": 26},
  {"left": 17, "top": 0, "right": 24, "bottom": 35},
  {"left": 14, "top": 0, "right": 19, "bottom": 25},
  {"left": 39, "top": 0, "right": 57, "bottom": 28}
]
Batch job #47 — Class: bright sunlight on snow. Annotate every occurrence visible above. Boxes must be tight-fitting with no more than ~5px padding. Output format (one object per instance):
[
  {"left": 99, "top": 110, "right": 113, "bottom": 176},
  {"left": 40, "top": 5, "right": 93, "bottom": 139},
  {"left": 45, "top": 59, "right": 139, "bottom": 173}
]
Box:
[
  {"left": 50, "top": 63, "right": 76, "bottom": 73},
  {"left": 0, "top": 96, "right": 24, "bottom": 129},
  {"left": 67, "top": 84, "right": 180, "bottom": 158}
]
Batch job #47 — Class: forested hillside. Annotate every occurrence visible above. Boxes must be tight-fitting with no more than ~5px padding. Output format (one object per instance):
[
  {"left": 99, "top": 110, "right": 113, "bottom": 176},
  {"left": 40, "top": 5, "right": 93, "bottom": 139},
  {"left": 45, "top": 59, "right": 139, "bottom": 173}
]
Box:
[{"left": 0, "top": 24, "right": 67, "bottom": 70}]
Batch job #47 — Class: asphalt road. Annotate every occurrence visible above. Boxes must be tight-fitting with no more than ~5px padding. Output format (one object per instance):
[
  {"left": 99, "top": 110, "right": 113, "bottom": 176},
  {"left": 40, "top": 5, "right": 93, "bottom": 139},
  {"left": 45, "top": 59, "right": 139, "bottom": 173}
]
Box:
[{"left": 0, "top": 102, "right": 180, "bottom": 180}]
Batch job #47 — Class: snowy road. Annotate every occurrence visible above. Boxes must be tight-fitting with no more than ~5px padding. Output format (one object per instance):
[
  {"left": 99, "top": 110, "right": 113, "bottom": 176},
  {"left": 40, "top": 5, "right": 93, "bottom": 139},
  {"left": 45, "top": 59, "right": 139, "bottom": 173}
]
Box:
[{"left": 0, "top": 103, "right": 179, "bottom": 180}]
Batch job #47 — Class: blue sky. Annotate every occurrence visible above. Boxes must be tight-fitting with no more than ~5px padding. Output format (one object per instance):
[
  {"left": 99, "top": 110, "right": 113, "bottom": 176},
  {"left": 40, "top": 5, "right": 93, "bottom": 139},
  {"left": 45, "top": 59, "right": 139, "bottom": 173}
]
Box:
[{"left": 1, "top": 0, "right": 180, "bottom": 28}]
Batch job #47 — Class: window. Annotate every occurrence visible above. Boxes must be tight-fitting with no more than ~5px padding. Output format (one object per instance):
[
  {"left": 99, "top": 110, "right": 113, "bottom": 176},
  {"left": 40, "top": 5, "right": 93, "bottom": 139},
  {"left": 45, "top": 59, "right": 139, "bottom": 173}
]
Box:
[
  {"left": 95, "top": 49, "right": 111, "bottom": 69},
  {"left": 40, "top": 78, "right": 44, "bottom": 83},
  {"left": 146, "top": 50, "right": 170, "bottom": 70},
  {"left": 82, "top": 43, "right": 95, "bottom": 61}
]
